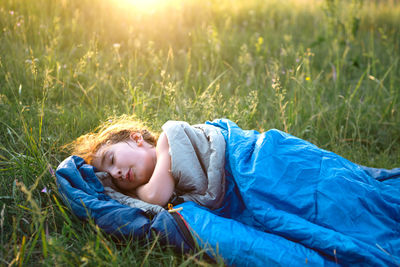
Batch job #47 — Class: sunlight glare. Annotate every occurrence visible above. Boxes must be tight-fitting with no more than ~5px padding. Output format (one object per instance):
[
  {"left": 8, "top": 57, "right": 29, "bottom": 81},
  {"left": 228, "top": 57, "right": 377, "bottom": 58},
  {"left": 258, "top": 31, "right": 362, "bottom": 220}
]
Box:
[{"left": 117, "top": 0, "right": 171, "bottom": 12}]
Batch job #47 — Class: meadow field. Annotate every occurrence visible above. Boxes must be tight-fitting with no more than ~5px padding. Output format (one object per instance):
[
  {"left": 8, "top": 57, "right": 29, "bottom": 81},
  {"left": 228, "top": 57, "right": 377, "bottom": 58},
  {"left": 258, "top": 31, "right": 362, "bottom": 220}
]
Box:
[{"left": 0, "top": 0, "right": 399, "bottom": 265}]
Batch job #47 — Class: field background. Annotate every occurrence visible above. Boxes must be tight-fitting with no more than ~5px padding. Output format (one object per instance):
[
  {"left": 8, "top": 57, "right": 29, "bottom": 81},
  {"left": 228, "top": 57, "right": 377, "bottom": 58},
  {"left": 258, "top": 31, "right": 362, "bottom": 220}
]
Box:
[{"left": 0, "top": 0, "right": 399, "bottom": 265}]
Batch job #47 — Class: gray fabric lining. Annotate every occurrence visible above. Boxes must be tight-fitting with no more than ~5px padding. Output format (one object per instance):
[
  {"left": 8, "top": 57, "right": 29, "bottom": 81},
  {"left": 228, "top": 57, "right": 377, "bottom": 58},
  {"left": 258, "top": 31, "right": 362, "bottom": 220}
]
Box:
[{"left": 162, "top": 121, "right": 226, "bottom": 209}]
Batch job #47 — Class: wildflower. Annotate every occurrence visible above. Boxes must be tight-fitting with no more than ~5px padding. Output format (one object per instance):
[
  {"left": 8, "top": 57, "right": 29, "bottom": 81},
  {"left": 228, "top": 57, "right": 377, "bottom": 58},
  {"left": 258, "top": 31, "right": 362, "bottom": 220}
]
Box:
[
  {"left": 48, "top": 164, "right": 55, "bottom": 176},
  {"left": 41, "top": 187, "right": 48, "bottom": 193},
  {"left": 305, "top": 48, "right": 315, "bottom": 57},
  {"left": 113, "top": 43, "right": 121, "bottom": 49},
  {"left": 255, "top": 36, "right": 264, "bottom": 52},
  {"left": 306, "top": 77, "right": 311, "bottom": 81},
  {"left": 9, "top": 11, "right": 14, "bottom": 15}
]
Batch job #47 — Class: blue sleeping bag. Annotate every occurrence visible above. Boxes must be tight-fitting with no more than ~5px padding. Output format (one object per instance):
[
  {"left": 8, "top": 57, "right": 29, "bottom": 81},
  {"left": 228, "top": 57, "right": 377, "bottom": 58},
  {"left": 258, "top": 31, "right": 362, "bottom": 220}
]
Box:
[
  {"left": 56, "top": 119, "right": 400, "bottom": 266},
  {"left": 55, "top": 156, "right": 195, "bottom": 252}
]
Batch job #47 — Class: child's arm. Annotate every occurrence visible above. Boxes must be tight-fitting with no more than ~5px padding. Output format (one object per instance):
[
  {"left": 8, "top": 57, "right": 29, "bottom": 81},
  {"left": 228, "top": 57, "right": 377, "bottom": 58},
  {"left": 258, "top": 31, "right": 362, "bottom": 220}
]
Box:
[{"left": 135, "top": 132, "right": 175, "bottom": 206}]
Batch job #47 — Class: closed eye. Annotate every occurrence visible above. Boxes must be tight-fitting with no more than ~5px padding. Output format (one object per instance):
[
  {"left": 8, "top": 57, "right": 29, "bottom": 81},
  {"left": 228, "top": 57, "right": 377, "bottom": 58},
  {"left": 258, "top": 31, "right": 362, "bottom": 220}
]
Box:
[
  {"left": 110, "top": 153, "right": 114, "bottom": 165},
  {"left": 103, "top": 150, "right": 114, "bottom": 167}
]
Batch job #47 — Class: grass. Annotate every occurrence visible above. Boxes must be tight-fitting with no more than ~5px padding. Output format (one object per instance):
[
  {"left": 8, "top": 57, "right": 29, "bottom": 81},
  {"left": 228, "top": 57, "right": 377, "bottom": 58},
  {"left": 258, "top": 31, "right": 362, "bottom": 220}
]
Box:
[{"left": 0, "top": 0, "right": 399, "bottom": 265}]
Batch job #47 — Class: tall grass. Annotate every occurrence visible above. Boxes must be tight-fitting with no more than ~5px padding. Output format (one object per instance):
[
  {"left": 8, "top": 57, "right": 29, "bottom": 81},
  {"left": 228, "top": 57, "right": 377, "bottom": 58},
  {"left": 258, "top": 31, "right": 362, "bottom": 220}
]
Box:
[{"left": 0, "top": 0, "right": 399, "bottom": 265}]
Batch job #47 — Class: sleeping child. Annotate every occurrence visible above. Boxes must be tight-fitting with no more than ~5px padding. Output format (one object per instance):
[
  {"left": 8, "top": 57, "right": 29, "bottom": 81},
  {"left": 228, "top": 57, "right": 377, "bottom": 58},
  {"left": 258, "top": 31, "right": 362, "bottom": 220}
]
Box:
[
  {"left": 68, "top": 116, "right": 226, "bottom": 210},
  {"left": 60, "top": 115, "right": 400, "bottom": 266}
]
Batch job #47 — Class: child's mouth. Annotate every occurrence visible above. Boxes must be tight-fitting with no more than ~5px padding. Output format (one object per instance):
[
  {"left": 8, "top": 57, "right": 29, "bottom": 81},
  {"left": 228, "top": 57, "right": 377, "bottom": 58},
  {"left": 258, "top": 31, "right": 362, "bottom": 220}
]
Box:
[{"left": 127, "top": 168, "right": 133, "bottom": 182}]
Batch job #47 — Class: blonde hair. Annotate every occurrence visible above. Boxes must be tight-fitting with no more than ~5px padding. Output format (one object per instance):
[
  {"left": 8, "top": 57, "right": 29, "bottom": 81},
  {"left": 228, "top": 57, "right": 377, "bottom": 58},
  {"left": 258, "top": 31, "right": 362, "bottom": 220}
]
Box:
[{"left": 66, "top": 115, "right": 158, "bottom": 164}]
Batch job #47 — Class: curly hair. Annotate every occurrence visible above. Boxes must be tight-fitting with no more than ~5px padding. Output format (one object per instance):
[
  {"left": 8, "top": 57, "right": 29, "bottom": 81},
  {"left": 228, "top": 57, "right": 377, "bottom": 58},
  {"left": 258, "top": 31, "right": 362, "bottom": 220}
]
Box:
[{"left": 65, "top": 115, "right": 158, "bottom": 164}]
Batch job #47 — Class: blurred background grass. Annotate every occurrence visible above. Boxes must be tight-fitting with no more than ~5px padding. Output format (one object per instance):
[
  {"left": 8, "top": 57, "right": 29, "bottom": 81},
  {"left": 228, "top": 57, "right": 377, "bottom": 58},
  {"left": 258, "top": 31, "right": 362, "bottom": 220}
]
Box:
[{"left": 0, "top": 0, "right": 399, "bottom": 265}]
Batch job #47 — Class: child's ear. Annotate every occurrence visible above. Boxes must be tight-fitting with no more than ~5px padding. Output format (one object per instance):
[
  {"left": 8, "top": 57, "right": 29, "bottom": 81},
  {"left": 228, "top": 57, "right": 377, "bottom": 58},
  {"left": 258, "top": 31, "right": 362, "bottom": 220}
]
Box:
[{"left": 129, "top": 132, "right": 143, "bottom": 146}]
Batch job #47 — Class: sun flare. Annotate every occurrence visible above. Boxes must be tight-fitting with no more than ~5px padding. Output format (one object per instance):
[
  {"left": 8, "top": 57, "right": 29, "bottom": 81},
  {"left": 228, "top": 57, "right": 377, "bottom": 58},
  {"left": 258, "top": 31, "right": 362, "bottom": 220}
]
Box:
[{"left": 116, "top": 0, "right": 173, "bottom": 12}]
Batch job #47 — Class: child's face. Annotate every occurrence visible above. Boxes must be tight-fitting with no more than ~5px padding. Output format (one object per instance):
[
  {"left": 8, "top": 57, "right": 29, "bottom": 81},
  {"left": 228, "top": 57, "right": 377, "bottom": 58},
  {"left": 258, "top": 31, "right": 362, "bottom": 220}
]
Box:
[{"left": 92, "top": 135, "right": 156, "bottom": 192}]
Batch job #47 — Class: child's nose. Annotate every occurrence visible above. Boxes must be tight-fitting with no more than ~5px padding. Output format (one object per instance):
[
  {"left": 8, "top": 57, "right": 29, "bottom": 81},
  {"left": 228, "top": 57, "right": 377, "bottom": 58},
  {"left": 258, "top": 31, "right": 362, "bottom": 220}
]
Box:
[{"left": 111, "top": 168, "right": 122, "bottom": 179}]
